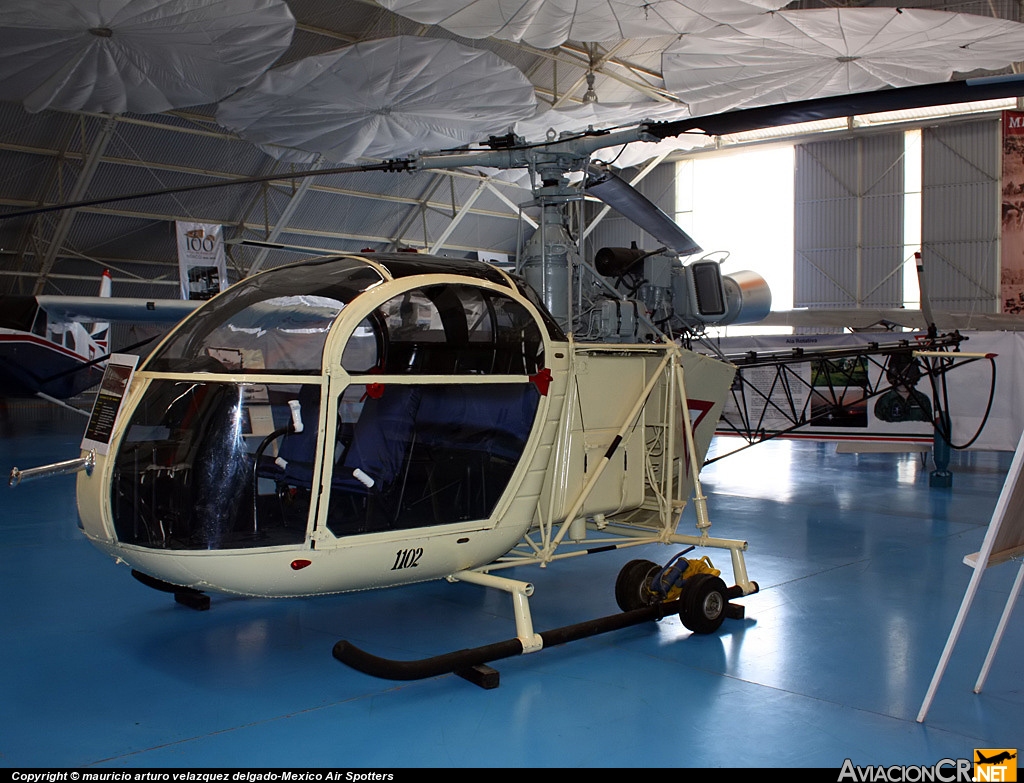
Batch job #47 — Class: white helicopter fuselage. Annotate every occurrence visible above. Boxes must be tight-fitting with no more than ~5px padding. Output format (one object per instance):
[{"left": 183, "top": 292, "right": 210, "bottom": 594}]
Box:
[{"left": 74, "top": 254, "right": 734, "bottom": 599}]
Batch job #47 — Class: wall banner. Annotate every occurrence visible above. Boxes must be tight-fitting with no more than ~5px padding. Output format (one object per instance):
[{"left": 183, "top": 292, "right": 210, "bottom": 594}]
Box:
[
  {"left": 1001, "top": 111, "right": 1024, "bottom": 316},
  {"left": 176, "top": 221, "right": 228, "bottom": 301}
]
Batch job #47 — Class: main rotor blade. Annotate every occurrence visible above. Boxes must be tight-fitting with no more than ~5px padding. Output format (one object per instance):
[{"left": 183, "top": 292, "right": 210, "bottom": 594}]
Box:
[
  {"left": 6, "top": 74, "right": 1024, "bottom": 223},
  {"left": 0, "top": 161, "right": 402, "bottom": 221},
  {"left": 586, "top": 167, "right": 700, "bottom": 255},
  {"left": 647, "top": 73, "right": 1024, "bottom": 140}
]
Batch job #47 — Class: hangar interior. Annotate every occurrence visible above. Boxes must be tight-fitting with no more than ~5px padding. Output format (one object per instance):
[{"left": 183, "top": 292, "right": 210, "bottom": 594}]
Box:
[{"left": 2, "top": 0, "right": 1024, "bottom": 769}]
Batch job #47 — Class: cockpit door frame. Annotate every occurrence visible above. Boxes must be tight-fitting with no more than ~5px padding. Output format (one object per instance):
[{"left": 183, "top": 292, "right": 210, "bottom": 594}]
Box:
[{"left": 310, "top": 273, "right": 558, "bottom": 547}]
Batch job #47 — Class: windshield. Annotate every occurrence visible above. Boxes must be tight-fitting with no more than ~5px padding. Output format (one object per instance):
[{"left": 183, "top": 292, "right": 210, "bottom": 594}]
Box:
[
  {"left": 146, "top": 257, "right": 383, "bottom": 374},
  {"left": 0, "top": 297, "right": 39, "bottom": 332},
  {"left": 111, "top": 379, "right": 322, "bottom": 550}
]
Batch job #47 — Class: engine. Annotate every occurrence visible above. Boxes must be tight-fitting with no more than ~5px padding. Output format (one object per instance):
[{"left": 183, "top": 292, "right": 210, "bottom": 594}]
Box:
[
  {"left": 516, "top": 165, "right": 772, "bottom": 342},
  {"left": 593, "top": 244, "right": 771, "bottom": 336},
  {"left": 520, "top": 234, "right": 772, "bottom": 343}
]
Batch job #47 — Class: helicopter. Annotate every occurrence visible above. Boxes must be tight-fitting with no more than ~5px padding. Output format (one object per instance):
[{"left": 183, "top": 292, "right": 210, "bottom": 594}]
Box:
[
  {"left": 16, "top": 248, "right": 763, "bottom": 687},
  {"left": 8, "top": 74, "right": 1021, "bottom": 686}
]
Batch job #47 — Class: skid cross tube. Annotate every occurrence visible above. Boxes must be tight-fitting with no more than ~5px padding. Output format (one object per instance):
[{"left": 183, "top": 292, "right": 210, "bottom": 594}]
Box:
[{"left": 333, "top": 598, "right": 684, "bottom": 683}]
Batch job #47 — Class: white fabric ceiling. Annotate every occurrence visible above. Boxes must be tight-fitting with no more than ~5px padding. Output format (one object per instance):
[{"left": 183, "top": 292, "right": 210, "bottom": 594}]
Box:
[
  {"left": 1, "top": 0, "right": 1023, "bottom": 293},
  {"left": 663, "top": 7, "right": 1024, "bottom": 115},
  {"left": 216, "top": 36, "right": 538, "bottom": 163},
  {"left": 375, "top": 0, "right": 789, "bottom": 50},
  {"left": 0, "top": 0, "right": 296, "bottom": 115}
]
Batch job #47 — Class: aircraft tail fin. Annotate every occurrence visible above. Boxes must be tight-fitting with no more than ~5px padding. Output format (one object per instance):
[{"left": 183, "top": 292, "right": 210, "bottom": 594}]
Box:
[{"left": 98, "top": 269, "right": 112, "bottom": 298}]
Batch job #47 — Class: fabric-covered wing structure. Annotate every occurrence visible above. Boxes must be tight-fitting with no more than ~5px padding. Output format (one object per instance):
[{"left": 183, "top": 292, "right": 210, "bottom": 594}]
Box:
[
  {"left": 216, "top": 36, "right": 538, "bottom": 164},
  {"left": 0, "top": 0, "right": 295, "bottom": 115}
]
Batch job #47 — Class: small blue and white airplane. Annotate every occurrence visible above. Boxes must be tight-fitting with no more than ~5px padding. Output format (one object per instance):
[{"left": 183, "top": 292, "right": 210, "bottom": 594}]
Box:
[{"left": 0, "top": 270, "right": 197, "bottom": 400}]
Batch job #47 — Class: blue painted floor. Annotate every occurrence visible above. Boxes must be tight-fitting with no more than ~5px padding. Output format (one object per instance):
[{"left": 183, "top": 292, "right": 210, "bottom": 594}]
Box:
[{"left": 1, "top": 401, "right": 1022, "bottom": 768}]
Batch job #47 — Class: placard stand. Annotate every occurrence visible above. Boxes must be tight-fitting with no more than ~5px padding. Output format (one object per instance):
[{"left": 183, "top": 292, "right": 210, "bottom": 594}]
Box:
[
  {"left": 974, "top": 559, "right": 1024, "bottom": 694},
  {"left": 917, "top": 430, "right": 1024, "bottom": 722}
]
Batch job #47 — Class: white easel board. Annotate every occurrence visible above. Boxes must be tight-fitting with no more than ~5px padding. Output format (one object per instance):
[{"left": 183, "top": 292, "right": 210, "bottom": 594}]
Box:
[{"left": 917, "top": 429, "right": 1024, "bottom": 721}]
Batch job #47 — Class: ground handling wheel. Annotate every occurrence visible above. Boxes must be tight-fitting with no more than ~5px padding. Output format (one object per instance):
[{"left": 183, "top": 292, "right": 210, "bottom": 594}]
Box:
[
  {"left": 679, "top": 572, "right": 728, "bottom": 634},
  {"left": 614, "top": 559, "right": 661, "bottom": 612}
]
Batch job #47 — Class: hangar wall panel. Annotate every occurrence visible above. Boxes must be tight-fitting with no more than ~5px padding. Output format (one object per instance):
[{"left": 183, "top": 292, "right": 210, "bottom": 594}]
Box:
[
  {"left": 921, "top": 119, "right": 1000, "bottom": 312},
  {"left": 794, "top": 133, "right": 904, "bottom": 309}
]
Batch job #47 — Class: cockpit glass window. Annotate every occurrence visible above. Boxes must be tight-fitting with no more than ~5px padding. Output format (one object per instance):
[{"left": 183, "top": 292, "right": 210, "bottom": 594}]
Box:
[
  {"left": 147, "top": 259, "right": 383, "bottom": 374},
  {"left": 111, "top": 380, "right": 322, "bottom": 550},
  {"left": 341, "top": 285, "right": 544, "bottom": 375},
  {"left": 326, "top": 382, "right": 539, "bottom": 536},
  {"left": 340, "top": 319, "right": 380, "bottom": 373},
  {"left": 463, "top": 288, "right": 493, "bottom": 344}
]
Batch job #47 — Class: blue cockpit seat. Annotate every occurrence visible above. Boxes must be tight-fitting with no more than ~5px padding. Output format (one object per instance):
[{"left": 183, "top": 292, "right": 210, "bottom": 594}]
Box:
[
  {"left": 326, "top": 383, "right": 537, "bottom": 535},
  {"left": 257, "top": 384, "right": 322, "bottom": 488}
]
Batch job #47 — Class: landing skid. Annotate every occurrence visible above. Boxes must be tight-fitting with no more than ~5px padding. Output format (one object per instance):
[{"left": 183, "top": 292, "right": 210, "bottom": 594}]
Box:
[
  {"left": 131, "top": 569, "right": 210, "bottom": 611},
  {"left": 334, "top": 598, "right": 688, "bottom": 689},
  {"left": 333, "top": 569, "right": 753, "bottom": 689}
]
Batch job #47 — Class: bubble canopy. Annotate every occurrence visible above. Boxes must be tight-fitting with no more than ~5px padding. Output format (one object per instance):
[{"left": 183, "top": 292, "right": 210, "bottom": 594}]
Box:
[
  {"left": 145, "top": 254, "right": 560, "bottom": 376},
  {"left": 109, "top": 254, "right": 557, "bottom": 554},
  {"left": 146, "top": 256, "right": 383, "bottom": 374}
]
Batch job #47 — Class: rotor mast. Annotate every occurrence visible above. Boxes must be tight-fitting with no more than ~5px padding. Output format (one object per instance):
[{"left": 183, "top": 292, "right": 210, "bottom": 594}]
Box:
[{"left": 417, "top": 127, "right": 657, "bottom": 331}]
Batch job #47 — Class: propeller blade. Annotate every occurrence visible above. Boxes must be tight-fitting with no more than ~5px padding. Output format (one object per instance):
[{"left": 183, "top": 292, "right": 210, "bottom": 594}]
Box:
[
  {"left": 648, "top": 73, "right": 1024, "bottom": 140},
  {"left": 585, "top": 167, "right": 701, "bottom": 256}
]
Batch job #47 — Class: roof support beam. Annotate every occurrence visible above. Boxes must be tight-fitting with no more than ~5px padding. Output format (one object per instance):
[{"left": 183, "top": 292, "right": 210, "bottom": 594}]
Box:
[
  {"left": 247, "top": 158, "right": 324, "bottom": 275},
  {"left": 387, "top": 173, "right": 446, "bottom": 250},
  {"left": 485, "top": 181, "right": 537, "bottom": 229},
  {"left": 429, "top": 178, "right": 488, "bottom": 254},
  {"left": 33, "top": 115, "right": 118, "bottom": 295},
  {"left": 526, "top": 42, "right": 677, "bottom": 104}
]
